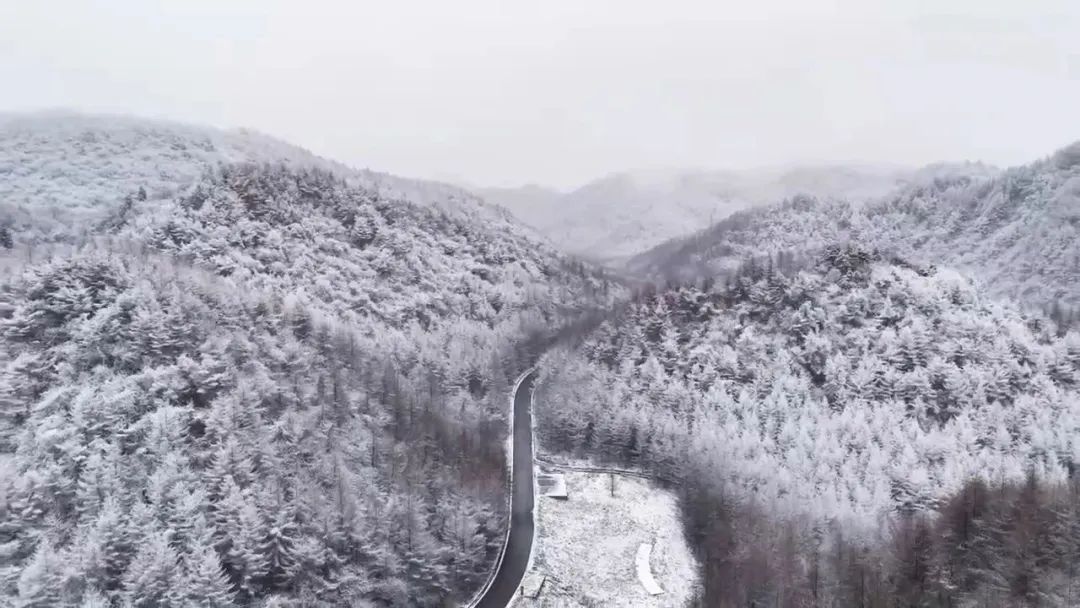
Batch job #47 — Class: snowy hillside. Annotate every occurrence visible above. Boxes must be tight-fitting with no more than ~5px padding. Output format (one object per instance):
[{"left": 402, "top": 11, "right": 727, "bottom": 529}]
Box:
[
  {"left": 0, "top": 111, "right": 528, "bottom": 246},
  {"left": 480, "top": 165, "right": 914, "bottom": 262},
  {"left": 0, "top": 117, "right": 621, "bottom": 607},
  {"left": 631, "top": 147, "right": 1079, "bottom": 312},
  {"left": 543, "top": 247, "right": 1080, "bottom": 526},
  {"left": 540, "top": 246, "right": 1080, "bottom": 605}
]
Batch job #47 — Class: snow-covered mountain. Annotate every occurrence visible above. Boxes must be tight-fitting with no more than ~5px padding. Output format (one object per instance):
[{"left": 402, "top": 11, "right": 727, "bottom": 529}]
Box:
[
  {"left": 0, "top": 111, "right": 530, "bottom": 246},
  {"left": 479, "top": 165, "right": 914, "bottom": 262},
  {"left": 629, "top": 148, "right": 1080, "bottom": 312},
  {"left": 0, "top": 113, "right": 620, "bottom": 607},
  {"left": 534, "top": 141, "right": 1080, "bottom": 607}
]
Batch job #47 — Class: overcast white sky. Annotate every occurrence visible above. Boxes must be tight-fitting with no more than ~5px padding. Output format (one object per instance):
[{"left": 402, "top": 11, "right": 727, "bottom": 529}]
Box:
[{"left": 2, "top": 1, "right": 1079, "bottom": 189}]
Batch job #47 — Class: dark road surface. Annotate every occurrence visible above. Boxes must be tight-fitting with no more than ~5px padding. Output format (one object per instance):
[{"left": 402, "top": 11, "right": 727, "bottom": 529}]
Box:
[{"left": 475, "top": 370, "right": 537, "bottom": 608}]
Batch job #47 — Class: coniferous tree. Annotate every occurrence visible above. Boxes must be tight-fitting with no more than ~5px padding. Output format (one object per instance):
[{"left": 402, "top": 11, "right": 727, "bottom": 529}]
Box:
[
  {"left": 15, "top": 542, "right": 65, "bottom": 608},
  {"left": 184, "top": 541, "right": 236, "bottom": 607},
  {"left": 122, "top": 530, "right": 182, "bottom": 607}
]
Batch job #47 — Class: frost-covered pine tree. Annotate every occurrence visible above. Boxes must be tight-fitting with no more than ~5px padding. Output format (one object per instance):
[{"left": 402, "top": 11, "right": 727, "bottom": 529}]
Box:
[
  {"left": 183, "top": 541, "right": 236, "bottom": 607},
  {"left": 15, "top": 541, "right": 65, "bottom": 608},
  {"left": 122, "top": 530, "right": 181, "bottom": 607}
]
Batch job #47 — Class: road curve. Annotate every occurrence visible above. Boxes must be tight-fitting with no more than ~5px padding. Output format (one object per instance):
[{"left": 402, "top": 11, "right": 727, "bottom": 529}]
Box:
[{"left": 475, "top": 369, "right": 537, "bottom": 607}]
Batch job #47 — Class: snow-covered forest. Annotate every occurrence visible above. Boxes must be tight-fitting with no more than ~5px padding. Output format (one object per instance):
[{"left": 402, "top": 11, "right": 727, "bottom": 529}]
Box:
[
  {"left": 539, "top": 245, "right": 1080, "bottom": 606},
  {"left": 632, "top": 143, "right": 1080, "bottom": 314},
  {"left": 543, "top": 245, "right": 1080, "bottom": 521},
  {"left": 4, "top": 112, "right": 1080, "bottom": 608},
  {"left": 6, "top": 0, "right": 1080, "bottom": 603},
  {"left": 0, "top": 112, "right": 534, "bottom": 249},
  {"left": 0, "top": 116, "right": 621, "bottom": 606},
  {"left": 531, "top": 143, "right": 1080, "bottom": 606}
]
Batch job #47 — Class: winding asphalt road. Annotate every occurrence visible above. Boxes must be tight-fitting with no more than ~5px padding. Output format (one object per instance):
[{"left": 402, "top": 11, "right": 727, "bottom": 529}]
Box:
[{"left": 475, "top": 370, "right": 537, "bottom": 607}]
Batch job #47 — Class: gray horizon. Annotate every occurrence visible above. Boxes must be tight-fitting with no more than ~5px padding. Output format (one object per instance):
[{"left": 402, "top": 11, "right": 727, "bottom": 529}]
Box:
[{"left": 3, "top": 0, "right": 1078, "bottom": 190}]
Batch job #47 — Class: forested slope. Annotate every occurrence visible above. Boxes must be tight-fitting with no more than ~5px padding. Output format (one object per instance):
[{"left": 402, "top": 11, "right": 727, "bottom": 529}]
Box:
[
  {"left": 543, "top": 246, "right": 1080, "bottom": 523},
  {"left": 0, "top": 122, "right": 619, "bottom": 607},
  {"left": 631, "top": 145, "right": 1080, "bottom": 312},
  {"left": 540, "top": 246, "right": 1080, "bottom": 606},
  {"left": 0, "top": 111, "right": 531, "bottom": 248}
]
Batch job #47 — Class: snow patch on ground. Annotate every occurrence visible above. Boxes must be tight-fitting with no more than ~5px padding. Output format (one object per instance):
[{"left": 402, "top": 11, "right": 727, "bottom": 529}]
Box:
[
  {"left": 635, "top": 543, "right": 664, "bottom": 596},
  {"left": 511, "top": 470, "right": 698, "bottom": 607}
]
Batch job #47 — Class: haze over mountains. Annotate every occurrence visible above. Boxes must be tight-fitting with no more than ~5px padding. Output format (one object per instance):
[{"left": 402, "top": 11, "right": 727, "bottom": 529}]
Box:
[
  {"left": 479, "top": 164, "right": 918, "bottom": 262},
  {"left": 632, "top": 142, "right": 1080, "bottom": 311}
]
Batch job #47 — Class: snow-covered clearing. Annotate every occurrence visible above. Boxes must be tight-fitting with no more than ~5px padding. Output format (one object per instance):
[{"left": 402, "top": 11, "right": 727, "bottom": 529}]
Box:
[{"left": 512, "top": 469, "right": 698, "bottom": 607}]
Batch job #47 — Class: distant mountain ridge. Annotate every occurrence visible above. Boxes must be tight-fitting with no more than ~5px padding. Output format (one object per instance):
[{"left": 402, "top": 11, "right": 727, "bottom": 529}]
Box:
[
  {"left": 630, "top": 146, "right": 1080, "bottom": 310},
  {"left": 479, "top": 164, "right": 917, "bottom": 262}
]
